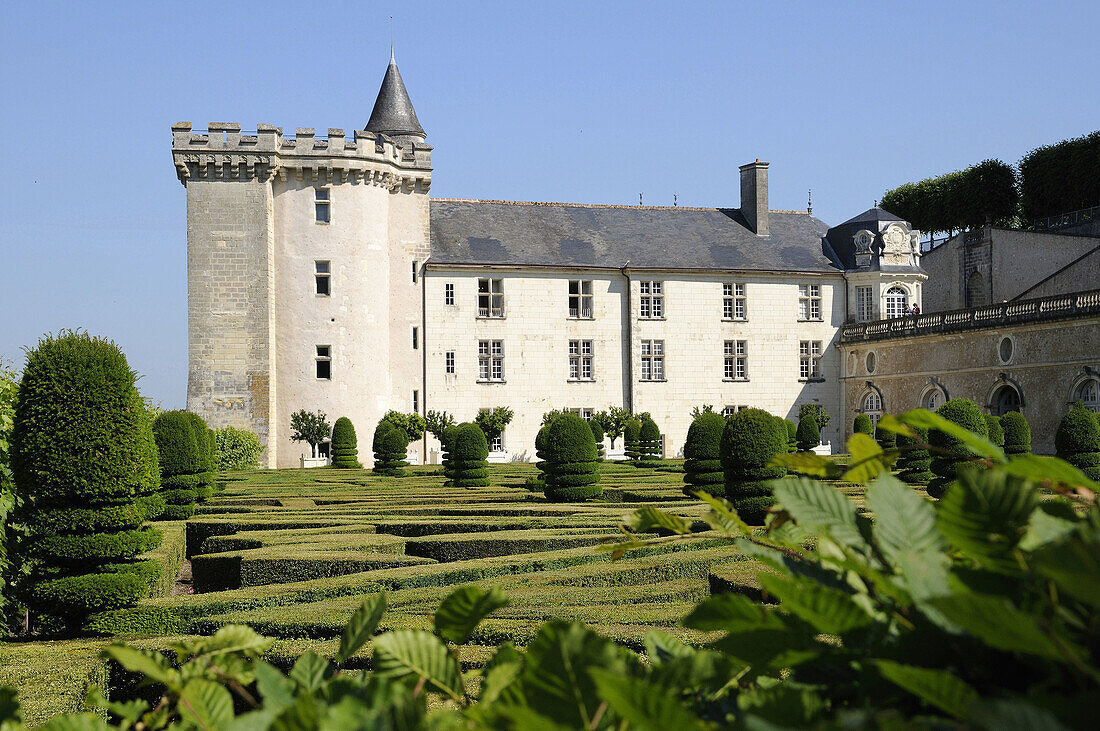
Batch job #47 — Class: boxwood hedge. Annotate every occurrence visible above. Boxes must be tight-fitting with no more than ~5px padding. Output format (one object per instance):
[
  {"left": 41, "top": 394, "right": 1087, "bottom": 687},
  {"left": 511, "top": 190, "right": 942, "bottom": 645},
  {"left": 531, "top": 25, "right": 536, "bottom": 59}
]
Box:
[
  {"left": 447, "top": 423, "right": 490, "bottom": 487},
  {"left": 543, "top": 413, "right": 601, "bottom": 501},
  {"left": 331, "top": 416, "right": 360, "bottom": 469},
  {"left": 722, "top": 408, "right": 786, "bottom": 524},
  {"left": 796, "top": 413, "right": 820, "bottom": 452},
  {"left": 683, "top": 412, "right": 725, "bottom": 496},
  {"left": 634, "top": 418, "right": 663, "bottom": 468},
  {"left": 372, "top": 421, "right": 409, "bottom": 477}
]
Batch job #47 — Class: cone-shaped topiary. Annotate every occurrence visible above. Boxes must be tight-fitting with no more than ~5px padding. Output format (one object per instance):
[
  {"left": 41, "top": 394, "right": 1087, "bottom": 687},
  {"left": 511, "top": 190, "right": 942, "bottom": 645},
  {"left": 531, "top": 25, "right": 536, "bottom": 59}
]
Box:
[
  {"left": 1002, "top": 411, "right": 1031, "bottom": 455},
  {"left": 11, "top": 331, "right": 163, "bottom": 633},
  {"left": 623, "top": 418, "right": 642, "bottom": 462},
  {"left": 635, "top": 418, "right": 663, "bottom": 467},
  {"left": 448, "top": 422, "right": 490, "bottom": 488},
  {"left": 897, "top": 425, "right": 933, "bottom": 485},
  {"left": 588, "top": 419, "right": 606, "bottom": 460},
  {"left": 683, "top": 412, "right": 726, "bottom": 496},
  {"left": 796, "top": 414, "right": 820, "bottom": 452},
  {"left": 440, "top": 425, "right": 459, "bottom": 485},
  {"left": 1055, "top": 403, "right": 1100, "bottom": 481},
  {"left": 927, "top": 398, "right": 988, "bottom": 499},
  {"left": 722, "top": 408, "right": 787, "bottom": 524},
  {"left": 534, "top": 424, "right": 551, "bottom": 483},
  {"left": 152, "top": 411, "right": 203, "bottom": 520},
  {"left": 184, "top": 412, "right": 216, "bottom": 501},
  {"left": 854, "top": 413, "right": 874, "bottom": 437},
  {"left": 373, "top": 420, "right": 409, "bottom": 477},
  {"left": 785, "top": 419, "right": 797, "bottom": 453},
  {"left": 331, "top": 417, "right": 360, "bottom": 468},
  {"left": 983, "top": 414, "right": 1004, "bottom": 449},
  {"left": 543, "top": 413, "right": 602, "bottom": 501}
]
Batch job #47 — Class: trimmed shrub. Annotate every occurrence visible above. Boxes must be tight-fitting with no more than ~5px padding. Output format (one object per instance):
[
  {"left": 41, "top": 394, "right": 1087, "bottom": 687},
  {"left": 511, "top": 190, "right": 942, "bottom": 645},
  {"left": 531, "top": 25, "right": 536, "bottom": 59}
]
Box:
[
  {"left": 927, "top": 399, "right": 988, "bottom": 499},
  {"left": 543, "top": 414, "right": 601, "bottom": 502},
  {"left": 897, "top": 426, "right": 933, "bottom": 485},
  {"left": 152, "top": 411, "right": 204, "bottom": 519},
  {"left": 722, "top": 408, "right": 787, "bottom": 524},
  {"left": 588, "top": 419, "right": 606, "bottom": 460},
  {"left": 448, "top": 423, "right": 490, "bottom": 488},
  {"left": 440, "top": 425, "right": 459, "bottom": 484},
  {"left": 185, "top": 412, "right": 216, "bottom": 502},
  {"left": 796, "top": 414, "right": 820, "bottom": 452},
  {"left": 214, "top": 426, "right": 263, "bottom": 471},
  {"left": 875, "top": 422, "right": 896, "bottom": 452},
  {"left": 854, "top": 414, "right": 874, "bottom": 437},
  {"left": 1055, "top": 403, "right": 1100, "bottom": 481},
  {"left": 784, "top": 419, "right": 797, "bottom": 453},
  {"left": 10, "top": 331, "right": 162, "bottom": 632},
  {"left": 1002, "top": 411, "right": 1031, "bottom": 455},
  {"left": 623, "top": 419, "right": 642, "bottom": 462},
  {"left": 983, "top": 414, "right": 1005, "bottom": 449},
  {"left": 533, "top": 425, "right": 551, "bottom": 485},
  {"left": 373, "top": 421, "right": 409, "bottom": 477},
  {"left": 634, "top": 418, "right": 662, "bottom": 468},
  {"left": 683, "top": 413, "right": 726, "bottom": 496},
  {"left": 331, "top": 417, "right": 360, "bottom": 469}
]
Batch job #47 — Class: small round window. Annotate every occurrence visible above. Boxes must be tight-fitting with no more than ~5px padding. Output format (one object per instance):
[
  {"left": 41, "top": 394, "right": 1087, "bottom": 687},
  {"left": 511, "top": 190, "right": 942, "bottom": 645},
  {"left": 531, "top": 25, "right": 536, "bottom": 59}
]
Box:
[
  {"left": 866, "top": 351, "right": 876, "bottom": 374},
  {"left": 999, "top": 337, "right": 1013, "bottom": 363}
]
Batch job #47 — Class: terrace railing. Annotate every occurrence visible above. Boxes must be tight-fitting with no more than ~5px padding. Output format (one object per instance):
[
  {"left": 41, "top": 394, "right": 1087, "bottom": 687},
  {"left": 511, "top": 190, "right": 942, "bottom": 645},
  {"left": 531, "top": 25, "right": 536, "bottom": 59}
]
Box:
[{"left": 840, "top": 289, "right": 1100, "bottom": 343}]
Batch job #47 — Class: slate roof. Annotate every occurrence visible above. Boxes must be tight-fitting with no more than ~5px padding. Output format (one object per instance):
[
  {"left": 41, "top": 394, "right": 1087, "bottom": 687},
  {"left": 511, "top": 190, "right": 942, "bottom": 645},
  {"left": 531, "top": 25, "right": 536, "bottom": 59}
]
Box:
[
  {"left": 428, "top": 200, "right": 841, "bottom": 272},
  {"left": 825, "top": 207, "right": 911, "bottom": 270},
  {"left": 365, "top": 54, "right": 425, "bottom": 139}
]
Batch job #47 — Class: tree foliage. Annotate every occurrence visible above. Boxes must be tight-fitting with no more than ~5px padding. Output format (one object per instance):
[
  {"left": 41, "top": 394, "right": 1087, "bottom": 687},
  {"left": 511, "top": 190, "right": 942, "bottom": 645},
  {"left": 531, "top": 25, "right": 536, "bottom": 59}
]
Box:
[
  {"left": 881, "top": 158, "right": 1019, "bottom": 235},
  {"left": 214, "top": 427, "right": 262, "bottom": 471},
  {"left": 596, "top": 407, "right": 630, "bottom": 449},
  {"left": 382, "top": 411, "right": 426, "bottom": 441},
  {"left": 424, "top": 410, "right": 455, "bottom": 443},
  {"left": 798, "top": 403, "right": 829, "bottom": 432},
  {"left": 1020, "top": 130, "right": 1100, "bottom": 222},
  {"left": 289, "top": 410, "right": 331, "bottom": 458},
  {"left": 475, "top": 407, "right": 513, "bottom": 446}
]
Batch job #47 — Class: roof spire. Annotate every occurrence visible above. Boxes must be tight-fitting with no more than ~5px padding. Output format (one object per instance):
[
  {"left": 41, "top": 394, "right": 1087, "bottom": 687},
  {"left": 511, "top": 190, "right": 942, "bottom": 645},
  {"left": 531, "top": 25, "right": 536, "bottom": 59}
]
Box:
[
  {"left": 389, "top": 16, "right": 394, "bottom": 62},
  {"left": 365, "top": 47, "right": 426, "bottom": 141}
]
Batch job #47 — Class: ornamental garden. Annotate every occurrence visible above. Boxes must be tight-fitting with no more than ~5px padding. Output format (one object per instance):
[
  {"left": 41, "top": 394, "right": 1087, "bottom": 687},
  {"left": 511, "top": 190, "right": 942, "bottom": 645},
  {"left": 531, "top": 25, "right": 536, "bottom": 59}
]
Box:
[{"left": 1, "top": 332, "right": 1099, "bottom": 728}]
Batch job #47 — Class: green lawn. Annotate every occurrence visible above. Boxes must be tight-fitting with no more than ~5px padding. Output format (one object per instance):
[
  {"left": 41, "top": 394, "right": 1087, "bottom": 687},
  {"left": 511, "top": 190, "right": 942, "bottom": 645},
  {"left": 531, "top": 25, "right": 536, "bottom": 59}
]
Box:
[{"left": 1, "top": 460, "right": 865, "bottom": 726}]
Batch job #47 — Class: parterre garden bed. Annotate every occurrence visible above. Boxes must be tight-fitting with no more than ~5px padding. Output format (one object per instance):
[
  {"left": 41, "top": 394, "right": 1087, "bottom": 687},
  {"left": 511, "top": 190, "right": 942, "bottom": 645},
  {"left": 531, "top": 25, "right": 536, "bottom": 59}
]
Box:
[{"left": 1, "top": 459, "right": 873, "bottom": 726}]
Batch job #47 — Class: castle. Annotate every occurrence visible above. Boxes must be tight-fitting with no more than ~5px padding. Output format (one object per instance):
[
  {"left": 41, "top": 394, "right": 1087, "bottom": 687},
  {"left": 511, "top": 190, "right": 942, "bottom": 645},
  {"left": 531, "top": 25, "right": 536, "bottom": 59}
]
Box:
[{"left": 174, "top": 54, "right": 1099, "bottom": 467}]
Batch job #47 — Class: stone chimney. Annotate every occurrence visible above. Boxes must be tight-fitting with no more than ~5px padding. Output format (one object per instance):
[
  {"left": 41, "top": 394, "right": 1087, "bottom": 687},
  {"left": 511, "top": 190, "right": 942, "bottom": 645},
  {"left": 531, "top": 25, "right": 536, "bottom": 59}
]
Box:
[{"left": 739, "top": 160, "right": 770, "bottom": 236}]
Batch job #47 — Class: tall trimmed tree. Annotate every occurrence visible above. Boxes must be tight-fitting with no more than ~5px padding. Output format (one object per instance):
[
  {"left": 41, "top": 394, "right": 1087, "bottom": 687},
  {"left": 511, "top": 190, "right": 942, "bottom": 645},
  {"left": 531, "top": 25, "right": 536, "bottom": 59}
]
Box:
[
  {"left": 372, "top": 420, "right": 409, "bottom": 477},
  {"left": 796, "top": 413, "right": 820, "bottom": 452},
  {"left": 184, "top": 412, "right": 216, "bottom": 501},
  {"left": 1002, "top": 411, "right": 1031, "bottom": 455},
  {"left": 152, "top": 411, "right": 203, "bottom": 520},
  {"left": 683, "top": 412, "right": 725, "bottom": 496},
  {"left": 331, "top": 417, "right": 360, "bottom": 469},
  {"left": 623, "top": 418, "right": 642, "bottom": 462},
  {"left": 1055, "top": 403, "right": 1100, "bottom": 481},
  {"left": 11, "top": 332, "right": 163, "bottom": 634},
  {"left": 635, "top": 417, "right": 662, "bottom": 467},
  {"left": 722, "top": 408, "right": 787, "bottom": 524},
  {"left": 927, "top": 399, "right": 988, "bottom": 499},
  {"left": 983, "top": 414, "right": 1005, "bottom": 449},
  {"left": 897, "top": 426, "right": 933, "bottom": 485},
  {"left": 543, "top": 413, "right": 602, "bottom": 502},
  {"left": 588, "top": 419, "right": 606, "bottom": 460},
  {"left": 784, "top": 419, "right": 797, "bottom": 453},
  {"left": 447, "top": 423, "right": 491, "bottom": 488},
  {"left": 854, "top": 414, "right": 874, "bottom": 438}
]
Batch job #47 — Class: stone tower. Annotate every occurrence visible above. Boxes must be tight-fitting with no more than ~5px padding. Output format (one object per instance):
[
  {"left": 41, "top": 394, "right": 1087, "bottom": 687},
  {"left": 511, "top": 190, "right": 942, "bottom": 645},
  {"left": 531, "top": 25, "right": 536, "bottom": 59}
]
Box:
[{"left": 173, "top": 55, "right": 432, "bottom": 467}]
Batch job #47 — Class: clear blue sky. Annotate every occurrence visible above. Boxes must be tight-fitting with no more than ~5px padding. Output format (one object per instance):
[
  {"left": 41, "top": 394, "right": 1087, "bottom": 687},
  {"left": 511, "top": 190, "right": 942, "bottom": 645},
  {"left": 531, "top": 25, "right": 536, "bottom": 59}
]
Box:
[{"left": 2, "top": 0, "right": 1097, "bottom": 408}]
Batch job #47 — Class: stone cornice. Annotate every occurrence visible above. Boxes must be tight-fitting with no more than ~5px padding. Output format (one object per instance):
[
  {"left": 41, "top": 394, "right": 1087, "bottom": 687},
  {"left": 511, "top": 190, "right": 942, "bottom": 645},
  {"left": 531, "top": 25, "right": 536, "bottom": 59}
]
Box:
[{"left": 171, "top": 122, "right": 431, "bottom": 192}]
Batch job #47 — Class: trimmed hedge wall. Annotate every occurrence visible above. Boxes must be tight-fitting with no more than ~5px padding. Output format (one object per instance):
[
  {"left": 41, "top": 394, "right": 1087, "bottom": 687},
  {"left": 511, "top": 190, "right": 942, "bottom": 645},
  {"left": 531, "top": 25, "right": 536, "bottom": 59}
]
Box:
[
  {"left": 331, "top": 417, "right": 360, "bottom": 469},
  {"left": 1002, "top": 411, "right": 1031, "bottom": 455},
  {"left": 880, "top": 158, "right": 1019, "bottom": 235},
  {"left": 796, "top": 414, "right": 820, "bottom": 452},
  {"left": 372, "top": 421, "right": 409, "bottom": 477},
  {"left": 927, "top": 399, "right": 988, "bottom": 499},
  {"left": 683, "top": 412, "right": 726, "bottom": 496},
  {"left": 543, "top": 414, "right": 601, "bottom": 502},
  {"left": 1055, "top": 403, "right": 1100, "bottom": 481},
  {"left": 722, "top": 408, "right": 786, "bottom": 524},
  {"left": 634, "top": 418, "right": 662, "bottom": 468},
  {"left": 897, "top": 425, "right": 932, "bottom": 485},
  {"left": 11, "top": 331, "right": 163, "bottom": 633},
  {"left": 1019, "top": 130, "right": 1100, "bottom": 222},
  {"left": 447, "top": 423, "right": 490, "bottom": 487}
]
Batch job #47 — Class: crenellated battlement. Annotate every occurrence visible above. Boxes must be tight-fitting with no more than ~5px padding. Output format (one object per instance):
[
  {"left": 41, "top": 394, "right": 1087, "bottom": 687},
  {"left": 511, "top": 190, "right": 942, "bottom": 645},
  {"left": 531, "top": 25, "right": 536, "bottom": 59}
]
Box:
[{"left": 172, "top": 122, "right": 431, "bottom": 192}]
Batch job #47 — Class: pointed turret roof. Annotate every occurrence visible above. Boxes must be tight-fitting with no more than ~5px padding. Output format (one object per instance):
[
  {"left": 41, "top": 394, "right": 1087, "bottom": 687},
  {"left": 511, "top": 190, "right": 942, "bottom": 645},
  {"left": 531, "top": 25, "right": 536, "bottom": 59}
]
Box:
[{"left": 365, "top": 51, "right": 425, "bottom": 140}]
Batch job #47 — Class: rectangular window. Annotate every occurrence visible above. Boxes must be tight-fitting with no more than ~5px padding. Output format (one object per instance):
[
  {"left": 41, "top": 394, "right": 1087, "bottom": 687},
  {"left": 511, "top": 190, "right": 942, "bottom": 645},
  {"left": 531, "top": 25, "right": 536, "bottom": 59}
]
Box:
[
  {"left": 490, "top": 432, "right": 504, "bottom": 452},
  {"left": 639, "top": 281, "right": 664, "bottom": 319},
  {"left": 478, "top": 340, "right": 505, "bottom": 382},
  {"left": 855, "top": 286, "right": 873, "bottom": 322},
  {"left": 444, "top": 350, "right": 455, "bottom": 375},
  {"left": 315, "top": 345, "right": 331, "bottom": 380},
  {"left": 315, "top": 188, "right": 330, "bottom": 223},
  {"left": 444, "top": 283, "right": 455, "bottom": 306},
  {"left": 412, "top": 327, "right": 419, "bottom": 350},
  {"left": 567, "top": 408, "right": 594, "bottom": 420},
  {"left": 412, "top": 261, "right": 418, "bottom": 283},
  {"left": 723, "top": 283, "right": 746, "bottom": 320},
  {"left": 315, "top": 260, "right": 330, "bottom": 296},
  {"left": 799, "top": 340, "right": 823, "bottom": 379},
  {"left": 640, "top": 339, "right": 665, "bottom": 381},
  {"left": 568, "top": 280, "right": 594, "bottom": 318},
  {"left": 478, "top": 278, "right": 504, "bottom": 318},
  {"left": 798, "top": 284, "right": 822, "bottom": 321},
  {"left": 568, "top": 340, "right": 594, "bottom": 381},
  {"left": 412, "top": 390, "right": 419, "bottom": 413},
  {"left": 722, "top": 406, "right": 737, "bottom": 418},
  {"left": 724, "top": 340, "right": 747, "bottom": 380}
]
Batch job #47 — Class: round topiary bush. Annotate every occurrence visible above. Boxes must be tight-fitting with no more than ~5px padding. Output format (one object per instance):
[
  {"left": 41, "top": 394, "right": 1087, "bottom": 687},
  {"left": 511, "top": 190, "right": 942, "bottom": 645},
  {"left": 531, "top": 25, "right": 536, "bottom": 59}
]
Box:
[
  {"left": 897, "top": 425, "right": 933, "bottom": 485},
  {"left": 152, "top": 411, "right": 205, "bottom": 519},
  {"left": 1002, "top": 411, "right": 1031, "bottom": 455},
  {"left": 448, "top": 422, "right": 490, "bottom": 488},
  {"left": 634, "top": 418, "right": 663, "bottom": 468},
  {"left": 784, "top": 419, "right": 797, "bottom": 453},
  {"left": 796, "top": 414, "right": 820, "bottom": 452},
  {"left": 623, "top": 419, "right": 642, "bottom": 462},
  {"left": 543, "top": 413, "right": 602, "bottom": 502},
  {"left": 331, "top": 417, "right": 360, "bottom": 469},
  {"left": 373, "top": 420, "right": 409, "bottom": 477},
  {"left": 588, "top": 419, "right": 606, "bottom": 460},
  {"left": 1055, "top": 403, "right": 1100, "bottom": 481},
  {"left": 983, "top": 414, "right": 1004, "bottom": 449},
  {"left": 722, "top": 408, "right": 787, "bottom": 524},
  {"left": 683, "top": 412, "right": 726, "bottom": 496},
  {"left": 927, "top": 398, "right": 988, "bottom": 499},
  {"left": 854, "top": 413, "right": 874, "bottom": 437},
  {"left": 11, "top": 331, "right": 163, "bottom": 633}
]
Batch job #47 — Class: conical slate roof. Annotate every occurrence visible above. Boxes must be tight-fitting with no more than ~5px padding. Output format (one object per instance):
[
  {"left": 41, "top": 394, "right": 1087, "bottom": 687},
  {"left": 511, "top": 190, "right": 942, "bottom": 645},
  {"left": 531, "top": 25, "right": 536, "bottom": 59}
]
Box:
[{"left": 365, "top": 52, "right": 425, "bottom": 139}]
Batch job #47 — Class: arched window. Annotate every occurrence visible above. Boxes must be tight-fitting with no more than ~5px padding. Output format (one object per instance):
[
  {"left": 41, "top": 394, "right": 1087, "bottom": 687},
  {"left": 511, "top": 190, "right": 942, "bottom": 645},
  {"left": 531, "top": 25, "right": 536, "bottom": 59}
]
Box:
[
  {"left": 1076, "top": 379, "right": 1100, "bottom": 412},
  {"left": 885, "top": 286, "right": 908, "bottom": 319},
  {"left": 991, "top": 384, "right": 1021, "bottom": 416},
  {"left": 862, "top": 391, "right": 883, "bottom": 428},
  {"left": 924, "top": 389, "right": 944, "bottom": 411}
]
